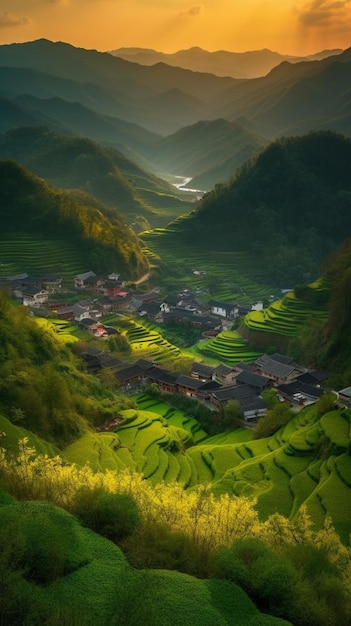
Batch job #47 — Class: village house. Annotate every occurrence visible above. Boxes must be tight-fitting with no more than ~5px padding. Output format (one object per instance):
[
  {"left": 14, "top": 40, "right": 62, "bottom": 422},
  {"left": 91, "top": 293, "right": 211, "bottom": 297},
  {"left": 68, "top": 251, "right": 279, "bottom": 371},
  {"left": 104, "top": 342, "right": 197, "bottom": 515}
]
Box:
[
  {"left": 235, "top": 370, "right": 272, "bottom": 392},
  {"left": 277, "top": 381, "right": 325, "bottom": 406},
  {"left": 176, "top": 374, "right": 206, "bottom": 398},
  {"left": 138, "top": 301, "right": 163, "bottom": 323},
  {"left": 98, "top": 279, "right": 125, "bottom": 298},
  {"left": 74, "top": 271, "right": 104, "bottom": 290},
  {"left": 254, "top": 354, "right": 304, "bottom": 385},
  {"left": 22, "top": 286, "right": 49, "bottom": 308},
  {"left": 208, "top": 300, "right": 239, "bottom": 319},
  {"left": 338, "top": 386, "right": 351, "bottom": 407},
  {"left": 213, "top": 364, "right": 238, "bottom": 386},
  {"left": 210, "top": 383, "right": 261, "bottom": 410},
  {"left": 192, "top": 362, "right": 215, "bottom": 381}
]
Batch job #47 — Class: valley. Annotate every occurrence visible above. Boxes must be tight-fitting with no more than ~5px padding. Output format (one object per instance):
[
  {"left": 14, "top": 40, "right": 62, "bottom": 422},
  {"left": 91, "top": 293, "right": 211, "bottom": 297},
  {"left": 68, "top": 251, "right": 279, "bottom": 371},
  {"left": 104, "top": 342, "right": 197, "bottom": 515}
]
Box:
[{"left": 0, "top": 37, "right": 351, "bottom": 626}]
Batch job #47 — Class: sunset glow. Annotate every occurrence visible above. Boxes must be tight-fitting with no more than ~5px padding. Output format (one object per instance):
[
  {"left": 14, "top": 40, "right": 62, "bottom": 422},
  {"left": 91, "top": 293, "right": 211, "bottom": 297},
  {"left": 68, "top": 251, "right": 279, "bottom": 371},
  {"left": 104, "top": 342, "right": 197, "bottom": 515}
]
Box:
[{"left": 0, "top": 0, "right": 350, "bottom": 55}]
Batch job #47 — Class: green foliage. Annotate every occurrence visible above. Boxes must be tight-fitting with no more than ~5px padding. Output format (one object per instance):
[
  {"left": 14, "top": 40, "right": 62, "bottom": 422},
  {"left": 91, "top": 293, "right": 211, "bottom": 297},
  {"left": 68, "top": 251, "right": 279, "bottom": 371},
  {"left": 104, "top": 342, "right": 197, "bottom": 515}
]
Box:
[
  {"left": 253, "top": 403, "right": 294, "bottom": 439},
  {"left": 121, "top": 520, "right": 205, "bottom": 576},
  {"left": 73, "top": 487, "right": 141, "bottom": 541},
  {"left": 177, "top": 131, "right": 351, "bottom": 286},
  {"left": 213, "top": 537, "right": 351, "bottom": 625},
  {"left": 0, "top": 159, "right": 148, "bottom": 278}
]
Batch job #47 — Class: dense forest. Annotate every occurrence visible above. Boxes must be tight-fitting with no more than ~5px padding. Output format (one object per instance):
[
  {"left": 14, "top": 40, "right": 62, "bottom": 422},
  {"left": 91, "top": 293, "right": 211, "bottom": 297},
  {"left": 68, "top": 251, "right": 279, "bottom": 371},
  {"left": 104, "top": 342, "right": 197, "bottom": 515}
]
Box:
[
  {"left": 0, "top": 159, "right": 148, "bottom": 277},
  {"left": 177, "top": 131, "right": 351, "bottom": 285}
]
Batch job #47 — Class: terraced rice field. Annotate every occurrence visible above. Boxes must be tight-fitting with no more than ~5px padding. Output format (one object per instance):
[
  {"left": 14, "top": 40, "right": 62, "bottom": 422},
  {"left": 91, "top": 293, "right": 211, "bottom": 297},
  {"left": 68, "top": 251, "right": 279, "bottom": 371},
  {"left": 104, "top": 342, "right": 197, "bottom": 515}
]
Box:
[
  {"left": 244, "top": 290, "right": 328, "bottom": 337},
  {"left": 63, "top": 389, "right": 351, "bottom": 539},
  {"left": 193, "top": 329, "right": 262, "bottom": 365},
  {"left": 0, "top": 233, "right": 86, "bottom": 281},
  {"left": 141, "top": 227, "right": 281, "bottom": 305}
]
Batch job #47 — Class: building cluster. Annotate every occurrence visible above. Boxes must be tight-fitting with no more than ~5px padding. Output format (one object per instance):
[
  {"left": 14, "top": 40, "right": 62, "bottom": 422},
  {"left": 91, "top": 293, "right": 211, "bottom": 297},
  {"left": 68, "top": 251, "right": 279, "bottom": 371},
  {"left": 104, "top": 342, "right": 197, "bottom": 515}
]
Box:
[
  {"left": 5, "top": 269, "right": 264, "bottom": 335},
  {"left": 82, "top": 348, "right": 329, "bottom": 423}
]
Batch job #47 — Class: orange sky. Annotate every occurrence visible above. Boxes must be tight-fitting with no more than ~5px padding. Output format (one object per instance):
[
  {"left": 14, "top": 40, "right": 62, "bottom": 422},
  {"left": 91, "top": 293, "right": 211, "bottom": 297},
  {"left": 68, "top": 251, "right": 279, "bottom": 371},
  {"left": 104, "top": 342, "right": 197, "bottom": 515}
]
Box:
[{"left": 0, "top": 1, "right": 350, "bottom": 55}]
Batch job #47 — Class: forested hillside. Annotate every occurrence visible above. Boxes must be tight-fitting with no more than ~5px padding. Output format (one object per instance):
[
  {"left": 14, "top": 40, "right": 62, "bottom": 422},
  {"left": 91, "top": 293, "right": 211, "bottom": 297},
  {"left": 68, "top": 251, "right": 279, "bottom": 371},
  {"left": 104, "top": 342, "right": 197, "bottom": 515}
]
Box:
[
  {"left": 174, "top": 131, "right": 351, "bottom": 285},
  {"left": 0, "top": 127, "right": 192, "bottom": 229},
  {"left": 0, "top": 159, "right": 148, "bottom": 277}
]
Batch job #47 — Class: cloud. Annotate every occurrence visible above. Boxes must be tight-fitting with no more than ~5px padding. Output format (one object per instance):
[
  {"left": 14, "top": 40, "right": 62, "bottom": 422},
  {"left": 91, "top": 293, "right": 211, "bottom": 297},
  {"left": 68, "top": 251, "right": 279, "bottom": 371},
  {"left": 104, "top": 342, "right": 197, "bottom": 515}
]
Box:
[
  {"left": 0, "top": 11, "right": 30, "bottom": 27},
  {"left": 180, "top": 5, "right": 203, "bottom": 17},
  {"left": 298, "top": 0, "right": 351, "bottom": 26}
]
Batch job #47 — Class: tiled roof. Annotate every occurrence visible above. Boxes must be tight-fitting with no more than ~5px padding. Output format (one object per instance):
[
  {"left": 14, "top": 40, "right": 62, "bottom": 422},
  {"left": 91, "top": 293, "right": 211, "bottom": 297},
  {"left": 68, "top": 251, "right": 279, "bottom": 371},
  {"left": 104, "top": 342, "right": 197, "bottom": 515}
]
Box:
[
  {"left": 236, "top": 371, "right": 270, "bottom": 389},
  {"left": 192, "top": 362, "right": 215, "bottom": 378},
  {"left": 176, "top": 374, "right": 205, "bottom": 390},
  {"left": 211, "top": 384, "right": 257, "bottom": 402}
]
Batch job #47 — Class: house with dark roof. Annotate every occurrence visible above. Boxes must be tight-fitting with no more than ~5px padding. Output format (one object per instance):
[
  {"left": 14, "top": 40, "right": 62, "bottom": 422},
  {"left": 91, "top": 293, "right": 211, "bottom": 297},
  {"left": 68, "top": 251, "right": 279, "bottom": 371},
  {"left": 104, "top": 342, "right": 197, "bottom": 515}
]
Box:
[
  {"left": 98, "top": 279, "right": 125, "bottom": 298},
  {"left": 192, "top": 362, "right": 215, "bottom": 381},
  {"left": 210, "top": 384, "right": 258, "bottom": 408},
  {"left": 74, "top": 271, "right": 99, "bottom": 289},
  {"left": 22, "top": 287, "right": 49, "bottom": 308},
  {"left": 213, "top": 364, "right": 238, "bottom": 386},
  {"left": 176, "top": 374, "right": 206, "bottom": 397},
  {"left": 138, "top": 301, "right": 163, "bottom": 323},
  {"left": 277, "top": 381, "right": 325, "bottom": 405},
  {"left": 146, "top": 367, "right": 179, "bottom": 394},
  {"left": 208, "top": 300, "right": 238, "bottom": 319},
  {"left": 236, "top": 370, "right": 272, "bottom": 392},
  {"left": 254, "top": 355, "right": 302, "bottom": 385},
  {"left": 338, "top": 386, "right": 351, "bottom": 407},
  {"left": 163, "top": 308, "right": 217, "bottom": 329},
  {"left": 240, "top": 396, "right": 267, "bottom": 421}
]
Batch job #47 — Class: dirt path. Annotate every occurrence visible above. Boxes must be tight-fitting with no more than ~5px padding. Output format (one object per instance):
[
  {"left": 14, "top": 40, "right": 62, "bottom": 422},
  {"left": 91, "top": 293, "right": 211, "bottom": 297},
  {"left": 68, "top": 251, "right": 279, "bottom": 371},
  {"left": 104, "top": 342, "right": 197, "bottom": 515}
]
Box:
[{"left": 134, "top": 271, "right": 150, "bottom": 285}]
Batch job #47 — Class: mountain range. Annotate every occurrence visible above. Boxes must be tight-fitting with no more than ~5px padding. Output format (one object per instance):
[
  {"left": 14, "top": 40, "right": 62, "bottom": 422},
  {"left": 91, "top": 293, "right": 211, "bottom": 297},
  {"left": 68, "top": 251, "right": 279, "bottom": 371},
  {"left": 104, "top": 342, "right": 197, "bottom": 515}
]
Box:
[
  {"left": 110, "top": 46, "right": 343, "bottom": 79},
  {"left": 0, "top": 39, "right": 349, "bottom": 143}
]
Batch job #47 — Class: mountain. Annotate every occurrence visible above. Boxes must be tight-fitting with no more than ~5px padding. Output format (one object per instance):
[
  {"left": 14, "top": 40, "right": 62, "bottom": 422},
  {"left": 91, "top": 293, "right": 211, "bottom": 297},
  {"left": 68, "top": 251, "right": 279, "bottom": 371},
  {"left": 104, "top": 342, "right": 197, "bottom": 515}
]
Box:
[
  {"left": 0, "top": 39, "right": 237, "bottom": 135},
  {"left": 0, "top": 127, "right": 193, "bottom": 228},
  {"left": 169, "top": 131, "right": 351, "bottom": 285},
  {"left": 0, "top": 159, "right": 148, "bottom": 278},
  {"left": 144, "top": 118, "right": 268, "bottom": 190},
  {"left": 110, "top": 46, "right": 343, "bottom": 79},
  {"left": 13, "top": 94, "right": 161, "bottom": 152},
  {"left": 213, "top": 47, "right": 351, "bottom": 138}
]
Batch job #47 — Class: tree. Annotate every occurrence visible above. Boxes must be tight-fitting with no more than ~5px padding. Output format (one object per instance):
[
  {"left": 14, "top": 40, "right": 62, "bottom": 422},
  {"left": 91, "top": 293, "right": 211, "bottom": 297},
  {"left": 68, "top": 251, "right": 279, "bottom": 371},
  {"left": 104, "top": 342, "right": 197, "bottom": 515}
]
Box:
[{"left": 222, "top": 400, "right": 243, "bottom": 429}]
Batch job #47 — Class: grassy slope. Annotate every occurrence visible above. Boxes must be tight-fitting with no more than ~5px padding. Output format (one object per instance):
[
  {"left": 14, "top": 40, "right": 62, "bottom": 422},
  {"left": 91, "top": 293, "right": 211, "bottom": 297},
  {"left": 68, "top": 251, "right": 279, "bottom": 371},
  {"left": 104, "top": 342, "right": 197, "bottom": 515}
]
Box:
[{"left": 0, "top": 497, "right": 290, "bottom": 626}]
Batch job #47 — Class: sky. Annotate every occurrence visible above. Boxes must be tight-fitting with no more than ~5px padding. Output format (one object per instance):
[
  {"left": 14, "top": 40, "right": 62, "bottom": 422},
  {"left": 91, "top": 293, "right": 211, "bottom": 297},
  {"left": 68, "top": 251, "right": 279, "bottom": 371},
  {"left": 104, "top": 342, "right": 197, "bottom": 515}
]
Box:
[{"left": 0, "top": 0, "right": 350, "bottom": 56}]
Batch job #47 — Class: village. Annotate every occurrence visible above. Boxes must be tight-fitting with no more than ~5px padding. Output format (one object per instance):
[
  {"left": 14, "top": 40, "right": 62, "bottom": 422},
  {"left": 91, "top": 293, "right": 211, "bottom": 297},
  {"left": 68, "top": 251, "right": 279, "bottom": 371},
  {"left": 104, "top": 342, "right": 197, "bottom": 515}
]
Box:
[{"left": 3, "top": 269, "right": 350, "bottom": 422}]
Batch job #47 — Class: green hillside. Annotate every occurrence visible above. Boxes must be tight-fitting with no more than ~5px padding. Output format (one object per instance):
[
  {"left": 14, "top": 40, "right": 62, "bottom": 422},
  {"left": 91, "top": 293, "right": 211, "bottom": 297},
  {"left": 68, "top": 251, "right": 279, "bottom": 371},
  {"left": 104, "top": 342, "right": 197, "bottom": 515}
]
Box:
[
  {"left": 172, "top": 131, "right": 351, "bottom": 286},
  {"left": 0, "top": 159, "right": 148, "bottom": 278},
  {"left": 0, "top": 127, "right": 192, "bottom": 229}
]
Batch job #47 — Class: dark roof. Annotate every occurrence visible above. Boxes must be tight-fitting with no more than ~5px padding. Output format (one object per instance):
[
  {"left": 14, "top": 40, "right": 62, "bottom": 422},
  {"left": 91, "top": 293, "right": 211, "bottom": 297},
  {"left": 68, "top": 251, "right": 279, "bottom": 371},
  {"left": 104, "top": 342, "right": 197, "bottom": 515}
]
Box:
[
  {"left": 297, "top": 370, "right": 329, "bottom": 385},
  {"left": 138, "top": 302, "right": 162, "bottom": 315},
  {"left": 22, "top": 286, "right": 45, "bottom": 296},
  {"left": 240, "top": 396, "right": 267, "bottom": 412},
  {"left": 147, "top": 367, "right": 179, "bottom": 385},
  {"left": 277, "top": 381, "right": 324, "bottom": 400},
  {"left": 192, "top": 362, "right": 215, "bottom": 378},
  {"left": 255, "top": 355, "right": 296, "bottom": 379},
  {"left": 136, "top": 359, "right": 156, "bottom": 370},
  {"left": 235, "top": 361, "right": 257, "bottom": 373},
  {"left": 79, "top": 317, "right": 97, "bottom": 327},
  {"left": 176, "top": 374, "right": 205, "bottom": 390},
  {"left": 236, "top": 371, "right": 271, "bottom": 390},
  {"left": 211, "top": 384, "right": 258, "bottom": 402},
  {"left": 269, "top": 353, "right": 296, "bottom": 365},
  {"left": 115, "top": 363, "right": 146, "bottom": 382},
  {"left": 163, "top": 294, "right": 180, "bottom": 305},
  {"left": 214, "top": 364, "right": 234, "bottom": 377},
  {"left": 208, "top": 299, "right": 236, "bottom": 310}
]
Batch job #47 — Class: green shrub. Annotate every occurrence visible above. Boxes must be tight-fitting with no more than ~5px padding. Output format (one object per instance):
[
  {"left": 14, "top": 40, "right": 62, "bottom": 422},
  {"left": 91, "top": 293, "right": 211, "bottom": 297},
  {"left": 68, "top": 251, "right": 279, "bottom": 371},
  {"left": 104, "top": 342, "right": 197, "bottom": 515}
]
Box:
[
  {"left": 73, "top": 487, "right": 141, "bottom": 541},
  {"left": 121, "top": 521, "right": 208, "bottom": 577},
  {"left": 213, "top": 538, "right": 297, "bottom": 619}
]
